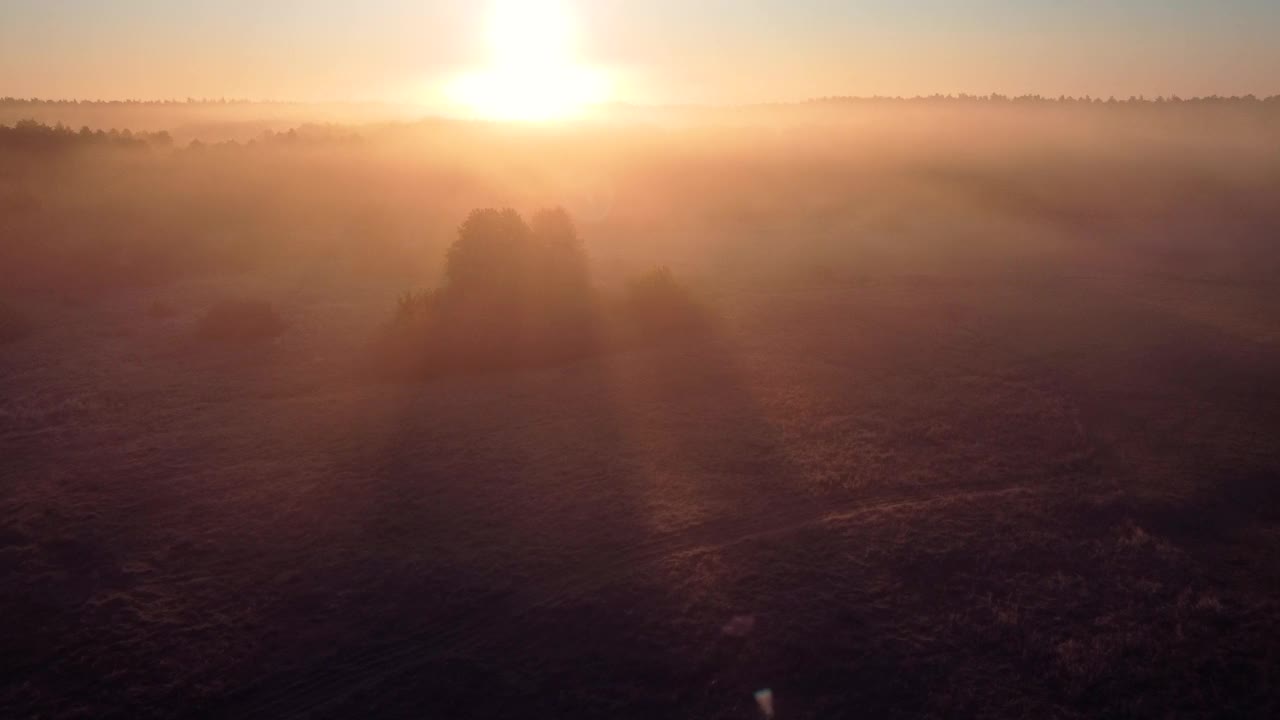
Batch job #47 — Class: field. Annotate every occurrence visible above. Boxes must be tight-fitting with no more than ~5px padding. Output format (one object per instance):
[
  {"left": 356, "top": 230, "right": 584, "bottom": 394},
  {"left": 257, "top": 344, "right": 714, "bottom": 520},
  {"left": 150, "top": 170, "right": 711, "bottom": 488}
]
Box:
[{"left": 3, "top": 100, "right": 1280, "bottom": 718}]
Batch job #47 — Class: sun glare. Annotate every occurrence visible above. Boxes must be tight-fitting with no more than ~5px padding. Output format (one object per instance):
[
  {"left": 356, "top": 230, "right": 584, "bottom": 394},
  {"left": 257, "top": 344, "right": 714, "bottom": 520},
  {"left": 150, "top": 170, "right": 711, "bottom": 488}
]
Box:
[{"left": 448, "top": 0, "right": 610, "bottom": 122}]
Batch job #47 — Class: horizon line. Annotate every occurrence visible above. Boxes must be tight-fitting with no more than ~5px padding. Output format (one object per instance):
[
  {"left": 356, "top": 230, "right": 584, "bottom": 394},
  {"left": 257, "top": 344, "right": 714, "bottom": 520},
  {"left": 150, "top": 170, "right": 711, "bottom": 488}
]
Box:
[{"left": 5, "top": 93, "right": 1280, "bottom": 109}]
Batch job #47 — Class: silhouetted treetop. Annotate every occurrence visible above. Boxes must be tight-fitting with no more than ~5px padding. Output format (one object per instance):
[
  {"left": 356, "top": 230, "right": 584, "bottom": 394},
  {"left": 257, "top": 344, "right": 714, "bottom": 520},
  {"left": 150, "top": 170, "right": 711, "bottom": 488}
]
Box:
[
  {"left": 442, "top": 207, "right": 590, "bottom": 302},
  {"left": 0, "top": 120, "right": 171, "bottom": 151},
  {"left": 446, "top": 208, "right": 540, "bottom": 295}
]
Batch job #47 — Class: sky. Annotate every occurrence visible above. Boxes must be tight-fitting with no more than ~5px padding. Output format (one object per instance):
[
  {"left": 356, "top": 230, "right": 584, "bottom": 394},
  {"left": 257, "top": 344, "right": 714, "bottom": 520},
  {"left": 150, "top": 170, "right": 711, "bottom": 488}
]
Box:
[{"left": 2, "top": 0, "right": 1279, "bottom": 107}]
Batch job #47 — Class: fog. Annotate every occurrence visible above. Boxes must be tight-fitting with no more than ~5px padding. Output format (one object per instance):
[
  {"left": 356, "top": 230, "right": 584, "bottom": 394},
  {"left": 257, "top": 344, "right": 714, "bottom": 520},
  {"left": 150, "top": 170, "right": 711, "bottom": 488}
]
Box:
[
  {"left": 5, "top": 97, "right": 1278, "bottom": 300},
  {"left": 5, "top": 97, "right": 1280, "bottom": 718}
]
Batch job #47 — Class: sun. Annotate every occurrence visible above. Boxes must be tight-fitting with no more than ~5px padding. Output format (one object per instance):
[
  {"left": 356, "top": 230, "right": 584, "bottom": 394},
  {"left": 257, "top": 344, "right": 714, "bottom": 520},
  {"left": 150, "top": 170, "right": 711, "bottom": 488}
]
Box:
[{"left": 448, "top": 0, "right": 610, "bottom": 122}]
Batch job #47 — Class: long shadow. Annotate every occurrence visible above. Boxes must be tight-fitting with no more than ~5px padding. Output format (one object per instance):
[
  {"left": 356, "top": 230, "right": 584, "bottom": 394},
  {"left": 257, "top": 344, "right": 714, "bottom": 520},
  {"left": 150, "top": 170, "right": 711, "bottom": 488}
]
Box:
[
  {"left": 214, "top": 290, "right": 935, "bottom": 718},
  {"left": 210, "top": 320, "right": 659, "bottom": 716},
  {"left": 1003, "top": 278, "right": 1280, "bottom": 549}
]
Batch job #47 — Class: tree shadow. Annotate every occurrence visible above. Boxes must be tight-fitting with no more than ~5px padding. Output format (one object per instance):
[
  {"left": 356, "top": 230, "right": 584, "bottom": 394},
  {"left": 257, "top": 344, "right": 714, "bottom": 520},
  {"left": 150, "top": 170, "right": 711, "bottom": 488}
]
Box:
[{"left": 217, "top": 284, "right": 924, "bottom": 718}]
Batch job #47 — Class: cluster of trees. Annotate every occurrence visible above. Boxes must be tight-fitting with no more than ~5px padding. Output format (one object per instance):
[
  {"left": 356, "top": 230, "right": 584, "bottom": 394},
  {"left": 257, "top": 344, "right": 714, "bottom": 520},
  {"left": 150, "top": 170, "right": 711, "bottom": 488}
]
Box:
[
  {"left": 380, "top": 208, "right": 703, "bottom": 376},
  {"left": 0, "top": 120, "right": 172, "bottom": 151},
  {"left": 385, "top": 208, "right": 599, "bottom": 372}
]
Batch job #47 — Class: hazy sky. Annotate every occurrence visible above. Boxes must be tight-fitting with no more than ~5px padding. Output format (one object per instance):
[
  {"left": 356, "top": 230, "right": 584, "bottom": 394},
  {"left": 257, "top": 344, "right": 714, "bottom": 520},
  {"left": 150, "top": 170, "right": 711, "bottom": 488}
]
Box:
[{"left": 2, "top": 0, "right": 1278, "bottom": 105}]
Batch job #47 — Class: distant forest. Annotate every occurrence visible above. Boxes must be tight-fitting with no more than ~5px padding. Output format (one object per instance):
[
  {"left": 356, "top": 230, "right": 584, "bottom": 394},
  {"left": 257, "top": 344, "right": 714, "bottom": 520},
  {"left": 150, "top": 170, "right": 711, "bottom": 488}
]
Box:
[
  {"left": 4, "top": 94, "right": 1280, "bottom": 107},
  {"left": 0, "top": 120, "right": 175, "bottom": 150},
  {"left": 4, "top": 92, "right": 1279, "bottom": 153},
  {"left": 806, "top": 93, "right": 1280, "bottom": 106},
  {"left": 0, "top": 120, "right": 358, "bottom": 152},
  {"left": 4, "top": 95, "right": 1279, "bottom": 299}
]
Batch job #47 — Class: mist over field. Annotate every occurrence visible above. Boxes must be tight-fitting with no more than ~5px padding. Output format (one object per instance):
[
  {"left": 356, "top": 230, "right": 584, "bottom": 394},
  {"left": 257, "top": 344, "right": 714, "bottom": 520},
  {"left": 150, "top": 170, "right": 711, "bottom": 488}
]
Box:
[
  {"left": 6, "top": 97, "right": 1280, "bottom": 290},
  {"left": 3, "top": 96, "right": 1280, "bottom": 718}
]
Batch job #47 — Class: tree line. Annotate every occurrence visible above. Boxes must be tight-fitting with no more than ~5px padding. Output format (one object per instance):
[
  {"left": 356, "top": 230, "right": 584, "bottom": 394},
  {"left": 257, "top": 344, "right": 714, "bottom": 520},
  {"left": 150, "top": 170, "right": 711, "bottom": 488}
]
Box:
[
  {"left": 0, "top": 121, "right": 361, "bottom": 152},
  {"left": 7, "top": 95, "right": 1280, "bottom": 108},
  {"left": 806, "top": 93, "right": 1280, "bottom": 107},
  {"left": 0, "top": 120, "right": 173, "bottom": 150}
]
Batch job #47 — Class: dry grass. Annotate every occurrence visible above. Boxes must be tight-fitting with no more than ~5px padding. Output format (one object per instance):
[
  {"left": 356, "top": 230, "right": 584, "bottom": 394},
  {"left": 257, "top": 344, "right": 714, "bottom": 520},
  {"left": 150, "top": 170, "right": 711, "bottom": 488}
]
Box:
[
  {"left": 0, "top": 301, "right": 29, "bottom": 344},
  {"left": 2, "top": 274, "right": 1279, "bottom": 718},
  {"left": 2, "top": 104, "right": 1280, "bottom": 718},
  {"left": 196, "top": 299, "right": 287, "bottom": 343}
]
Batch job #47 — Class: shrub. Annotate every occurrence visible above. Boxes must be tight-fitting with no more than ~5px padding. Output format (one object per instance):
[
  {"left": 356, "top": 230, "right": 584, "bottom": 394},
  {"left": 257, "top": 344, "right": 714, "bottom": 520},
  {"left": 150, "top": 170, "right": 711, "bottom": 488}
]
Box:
[
  {"left": 621, "top": 266, "right": 706, "bottom": 338},
  {"left": 197, "top": 299, "right": 287, "bottom": 343},
  {"left": 394, "top": 289, "right": 439, "bottom": 323},
  {"left": 0, "top": 302, "right": 29, "bottom": 344}
]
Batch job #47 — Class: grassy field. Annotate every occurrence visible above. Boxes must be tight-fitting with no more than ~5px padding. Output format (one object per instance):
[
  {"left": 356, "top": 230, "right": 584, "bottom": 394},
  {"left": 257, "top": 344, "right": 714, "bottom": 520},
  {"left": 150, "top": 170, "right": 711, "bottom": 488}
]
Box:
[{"left": 4, "top": 268, "right": 1279, "bottom": 718}]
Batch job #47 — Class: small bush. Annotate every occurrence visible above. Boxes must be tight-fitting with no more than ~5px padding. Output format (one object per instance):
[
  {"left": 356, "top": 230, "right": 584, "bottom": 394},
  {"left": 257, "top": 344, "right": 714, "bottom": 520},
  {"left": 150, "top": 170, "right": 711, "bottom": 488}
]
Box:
[
  {"left": 394, "top": 289, "right": 440, "bottom": 323},
  {"left": 620, "top": 266, "right": 706, "bottom": 338},
  {"left": 197, "top": 299, "right": 287, "bottom": 343},
  {"left": 0, "top": 302, "right": 30, "bottom": 344}
]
